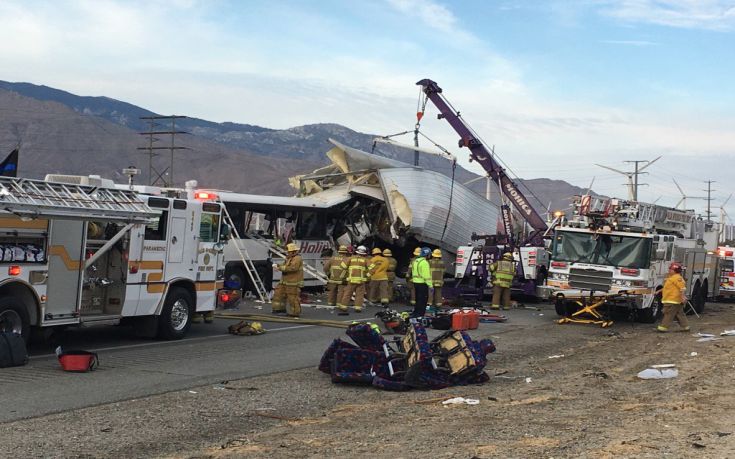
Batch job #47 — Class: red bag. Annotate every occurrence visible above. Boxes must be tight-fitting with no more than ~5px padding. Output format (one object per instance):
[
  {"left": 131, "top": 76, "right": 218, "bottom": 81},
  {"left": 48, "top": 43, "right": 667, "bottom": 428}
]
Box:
[{"left": 58, "top": 350, "right": 99, "bottom": 372}]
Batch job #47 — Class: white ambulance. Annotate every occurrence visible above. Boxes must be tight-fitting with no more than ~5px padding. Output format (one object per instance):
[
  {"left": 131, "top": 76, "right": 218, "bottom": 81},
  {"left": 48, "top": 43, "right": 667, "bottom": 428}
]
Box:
[{"left": 0, "top": 175, "right": 226, "bottom": 341}]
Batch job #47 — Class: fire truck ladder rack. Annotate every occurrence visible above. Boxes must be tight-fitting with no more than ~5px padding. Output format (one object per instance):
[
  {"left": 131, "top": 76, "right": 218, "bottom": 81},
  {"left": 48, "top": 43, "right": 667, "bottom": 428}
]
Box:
[
  {"left": 247, "top": 232, "right": 329, "bottom": 284},
  {"left": 221, "top": 206, "right": 271, "bottom": 303},
  {"left": 0, "top": 177, "right": 155, "bottom": 223}
]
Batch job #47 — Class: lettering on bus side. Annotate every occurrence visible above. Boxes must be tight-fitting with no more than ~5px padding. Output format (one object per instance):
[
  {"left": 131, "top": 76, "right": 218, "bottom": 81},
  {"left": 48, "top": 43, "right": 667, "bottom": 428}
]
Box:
[{"left": 298, "top": 241, "right": 331, "bottom": 254}]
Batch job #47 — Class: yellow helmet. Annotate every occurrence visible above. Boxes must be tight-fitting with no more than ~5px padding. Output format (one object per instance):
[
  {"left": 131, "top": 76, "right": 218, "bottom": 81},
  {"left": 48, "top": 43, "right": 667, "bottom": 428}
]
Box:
[
  {"left": 432, "top": 249, "right": 442, "bottom": 258},
  {"left": 338, "top": 245, "right": 348, "bottom": 253},
  {"left": 413, "top": 247, "right": 421, "bottom": 256},
  {"left": 502, "top": 252, "right": 514, "bottom": 260},
  {"left": 383, "top": 249, "right": 392, "bottom": 256},
  {"left": 286, "top": 243, "right": 299, "bottom": 252},
  {"left": 372, "top": 247, "right": 382, "bottom": 255}
]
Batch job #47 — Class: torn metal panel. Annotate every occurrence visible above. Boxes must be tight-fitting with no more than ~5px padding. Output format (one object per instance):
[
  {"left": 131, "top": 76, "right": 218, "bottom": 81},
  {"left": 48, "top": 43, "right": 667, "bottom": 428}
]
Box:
[{"left": 378, "top": 168, "right": 499, "bottom": 250}]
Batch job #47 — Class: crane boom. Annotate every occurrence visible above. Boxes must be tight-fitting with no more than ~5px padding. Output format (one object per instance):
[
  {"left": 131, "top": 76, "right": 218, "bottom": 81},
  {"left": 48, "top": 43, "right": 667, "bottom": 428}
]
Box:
[{"left": 416, "top": 79, "right": 548, "bottom": 243}]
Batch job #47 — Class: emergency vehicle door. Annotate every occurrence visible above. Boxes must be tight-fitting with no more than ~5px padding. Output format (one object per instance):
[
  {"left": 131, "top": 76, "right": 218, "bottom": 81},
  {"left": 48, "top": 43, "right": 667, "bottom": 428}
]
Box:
[
  {"left": 195, "top": 202, "right": 223, "bottom": 310},
  {"left": 45, "top": 219, "right": 85, "bottom": 323},
  {"left": 165, "top": 200, "right": 189, "bottom": 280}
]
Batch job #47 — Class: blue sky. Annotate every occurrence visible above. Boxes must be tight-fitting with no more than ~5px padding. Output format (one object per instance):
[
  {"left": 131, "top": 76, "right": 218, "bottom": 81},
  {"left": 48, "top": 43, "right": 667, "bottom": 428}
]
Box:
[{"left": 1, "top": 0, "right": 734, "bottom": 220}]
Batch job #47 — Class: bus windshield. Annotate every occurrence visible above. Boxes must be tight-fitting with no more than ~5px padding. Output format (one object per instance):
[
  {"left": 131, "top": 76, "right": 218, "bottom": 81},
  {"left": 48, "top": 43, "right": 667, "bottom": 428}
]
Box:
[{"left": 552, "top": 230, "right": 652, "bottom": 269}]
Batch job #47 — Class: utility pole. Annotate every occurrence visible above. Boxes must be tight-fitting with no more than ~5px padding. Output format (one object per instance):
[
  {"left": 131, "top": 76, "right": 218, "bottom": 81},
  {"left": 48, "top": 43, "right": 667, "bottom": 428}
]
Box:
[
  {"left": 703, "top": 180, "right": 716, "bottom": 223},
  {"left": 596, "top": 156, "right": 660, "bottom": 201},
  {"left": 138, "top": 115, "right": 188, "bottom": 187}
]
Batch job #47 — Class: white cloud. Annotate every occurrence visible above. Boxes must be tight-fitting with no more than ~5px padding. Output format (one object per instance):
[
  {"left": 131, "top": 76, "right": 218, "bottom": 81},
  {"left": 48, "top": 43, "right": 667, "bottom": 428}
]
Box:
[{"left": 600, "top": 0, "right": 735, "bottom": 30}]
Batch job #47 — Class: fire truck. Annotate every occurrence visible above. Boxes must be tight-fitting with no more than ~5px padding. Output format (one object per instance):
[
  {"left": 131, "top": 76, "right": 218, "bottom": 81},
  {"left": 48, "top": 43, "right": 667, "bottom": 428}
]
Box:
[
  {"left": 545, "top": 195, "right": 720, "bottom": 322},
  {"left": 0, "top": 175, "right": 226, "bottom": 341},
  {"left": 717, "top": 246, "right": 735, "bottom": 300},
  {"left": 416, "top": 79, "right": 552, "bottom": 300}
]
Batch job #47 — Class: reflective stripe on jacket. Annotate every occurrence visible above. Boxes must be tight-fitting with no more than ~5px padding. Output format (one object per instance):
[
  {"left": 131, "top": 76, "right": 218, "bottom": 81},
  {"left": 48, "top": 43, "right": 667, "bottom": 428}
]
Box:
[
  {"left": 429, "top": 258, "right": 445, "bottom": 287},
  {"left": 341, "top": 255, "right": 368, "bottom": 284},
  {"left": 325, "top": 255, "right": 349, "bottom": 284},
  {"left": 411, "top": 257, "right": 431, "bottom": 284},
  {"left": 386, "top": 257, "right": 397, "bottom": 282},
  {"left": 490, "top": 260, "right": 515, "bottom": 288}
]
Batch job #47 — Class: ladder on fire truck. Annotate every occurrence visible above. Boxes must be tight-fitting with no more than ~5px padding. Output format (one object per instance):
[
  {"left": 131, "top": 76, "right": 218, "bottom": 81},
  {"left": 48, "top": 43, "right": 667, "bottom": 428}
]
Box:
[
  {"left": 248, "top": 231, "right": 330, "bottom": 284},
  {"left": 0, "top": 176, "right": 154, "bottom": 222},
  {"left": 221, "top": 206, "right": 271, "bottom": 303}
]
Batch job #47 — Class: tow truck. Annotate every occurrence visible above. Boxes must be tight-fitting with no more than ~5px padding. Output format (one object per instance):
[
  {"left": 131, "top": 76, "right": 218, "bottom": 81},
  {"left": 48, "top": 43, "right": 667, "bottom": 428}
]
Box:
[
  {"left": 0, "top": 175, "right": 227, "bottom": 341},
  {"left": 416, "top": 79, "right": 552, "bottom": 300},
  {"left": 546, "top": 195, "right": 720, "bottom": 323}
]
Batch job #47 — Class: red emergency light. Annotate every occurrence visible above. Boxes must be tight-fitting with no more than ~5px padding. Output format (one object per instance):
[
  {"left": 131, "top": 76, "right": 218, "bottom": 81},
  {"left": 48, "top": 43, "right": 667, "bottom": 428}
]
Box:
[
  {"left": 8, "top": 265, "right": 21, "bottom": 276},
  {"left": 551, "top": 261, "right": 567, "bottom": 268},
  {"left": 620, "top": 268, "right": 640, "bottom": 276},
  {"left": 219, "top": 292, "right": 231, "bottom": 303},
  {"left": 194, "top": 191, "right": 217, "bottom": 201}
]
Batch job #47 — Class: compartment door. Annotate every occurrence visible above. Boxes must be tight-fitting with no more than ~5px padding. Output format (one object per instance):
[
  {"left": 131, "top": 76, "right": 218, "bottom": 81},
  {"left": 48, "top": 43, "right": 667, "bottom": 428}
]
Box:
[{"left": 45, "top": 220, "right": 85, "bottom": 322}]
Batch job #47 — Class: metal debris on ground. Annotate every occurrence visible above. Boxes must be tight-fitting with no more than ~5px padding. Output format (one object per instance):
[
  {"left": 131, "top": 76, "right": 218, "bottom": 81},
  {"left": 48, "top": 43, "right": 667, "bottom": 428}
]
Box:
[
  {"left": 547, "top": 354, "right": 565, "bottom": 359},
  {"left": 637, "top": 367, "right": 678, "bottom": 379},
  {"left": 442, "top": 397, "right": 480, "bottom": 406}
]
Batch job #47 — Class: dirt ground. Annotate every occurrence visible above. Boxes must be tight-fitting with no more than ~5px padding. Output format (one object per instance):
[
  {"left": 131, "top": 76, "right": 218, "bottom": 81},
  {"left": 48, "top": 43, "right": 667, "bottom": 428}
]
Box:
[{"left": 4, "top": 301, "right": 735, "bottom": 458}]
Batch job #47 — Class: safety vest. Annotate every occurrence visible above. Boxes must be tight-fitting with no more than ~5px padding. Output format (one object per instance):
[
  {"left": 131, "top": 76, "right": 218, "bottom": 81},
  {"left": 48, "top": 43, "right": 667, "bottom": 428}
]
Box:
[
  {"left": 406, "top": 256, "right": 418, "bottom": 282},
  {"left": 411, "top": 257, "right": 431, "bottom": 285},
  {"left": 490, "top": 260, "right": 515, "bottom": 288},
  {"left": 279, "top": 254, "right": 304, "bottom": 287},
  {"left": 429, "top": 258, "right": 445, "bottom": 287},
  {"left": 341, "top": 255, "right": 368, "bottom": 284},
  {"left": 386, "top": 257, "right": 397, "bottom": 282},
  {"left": 368, "top": 255, "right": 389, "bottom": 281},
  {"left": 325, "top": 255, "right": 349, "bottom": 284}
]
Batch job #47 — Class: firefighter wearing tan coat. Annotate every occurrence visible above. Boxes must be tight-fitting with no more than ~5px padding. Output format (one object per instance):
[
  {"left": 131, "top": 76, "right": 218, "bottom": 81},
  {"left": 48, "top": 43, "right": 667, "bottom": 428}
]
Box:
[
  {"left": 406, "top": 247, "right": 421, "bottom": 306},
  {"left": 384, "top": 248, "right": 397, "bottom": 301},
  {"left": 368, "top": 248, "right": 390, "bottom": 306},
  {"left": 272, "top": 243, "right": 304, "bottom": 317},
  {"left": 323, "top": 245, "right": 349, "bottom": 307},
  {"left": 428, "top": 249, "right": 445, "bottom": 307},
  {"left": 657, "top": 262, "right": 690, "bottom": 332},
  {"left": 338, "top": 245, "right": 369, "bottom": 315}
]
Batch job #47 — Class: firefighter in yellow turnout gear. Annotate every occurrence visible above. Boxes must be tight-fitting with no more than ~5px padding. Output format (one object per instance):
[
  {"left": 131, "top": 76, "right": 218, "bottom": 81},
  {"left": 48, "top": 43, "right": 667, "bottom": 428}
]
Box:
[
  {"left": 368, "top": 248, "right": 390, "bottom": 307},
  {"left": 323, "top": 245, "right": 349, "bottom": 307},
  {"left": 272, "top": 243, "right": 304, "bottom": 317},
  {"left": 338, "top": 245, "right": 369, "bottom": 315},
  {"left": 406, "top": 247, "right": 421, "bottom": 306},
  {"left": 490, "top": 252, "right": 515, "bottom": 310},
  {"left": 429, "top": 249, "right": 445, "bottom": 308},
  {"left": 383, "top": 249, "right": 397, "bottom": 302}
]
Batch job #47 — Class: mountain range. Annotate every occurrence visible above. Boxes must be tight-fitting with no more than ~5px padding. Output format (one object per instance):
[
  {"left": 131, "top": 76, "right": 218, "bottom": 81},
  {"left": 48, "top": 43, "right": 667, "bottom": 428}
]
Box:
[{"left": 0, "top": 80, "right": 591, "bottom": 214}]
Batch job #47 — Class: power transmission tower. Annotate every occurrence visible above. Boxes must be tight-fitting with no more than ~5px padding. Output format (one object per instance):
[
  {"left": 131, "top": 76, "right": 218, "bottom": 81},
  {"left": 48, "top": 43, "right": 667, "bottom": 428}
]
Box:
[
  {"left": 703, "top": 180, "right": 716, "bottom": 223},
  {"left": 138, "top": 115, "right": 188, "bottom": 187},
  {"left": 596, "top": 156, "right": 660, "bottom": 201}
]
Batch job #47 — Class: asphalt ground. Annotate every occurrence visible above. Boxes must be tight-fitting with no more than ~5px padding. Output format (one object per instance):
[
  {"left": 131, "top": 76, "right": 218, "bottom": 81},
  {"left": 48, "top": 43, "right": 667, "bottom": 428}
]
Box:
[{"left": 2, "top": 299, "right": 548, "bottom": 423}]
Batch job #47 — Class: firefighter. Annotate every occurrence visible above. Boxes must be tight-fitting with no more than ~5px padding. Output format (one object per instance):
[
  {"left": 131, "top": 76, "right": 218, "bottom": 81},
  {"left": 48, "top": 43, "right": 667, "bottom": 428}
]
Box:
[
  {"left": 410, "top": 247, "right": 432, "bottom": 318},
  {"left": 324, "top": 245, "right": 349, "bottom": 307},
  {"left": 429, "top": 248, "right": 445, "bottom": 308},
  {"left": 406, "top": 247, "right": 421, "bottom": 306},
  {"left": 383, "top": 248, "right": 397, "bottom": 301},
  {"left": 368, "top": 247, "right": 390, "bottom": 307},
  {"left": 367, "top": 248, "right": 383, "bottom": 302},
  {"left": 338, "top": 245, "right": 369, "bottom": 315},
  {"left": 657, "top": 262, "right": 690, "bottom": 332},
  {"left": 489, "top": 252, "right": 515, "bottom": 310},
  {"left": 272, "top": 243, "right": 304, "bottom": 317}
]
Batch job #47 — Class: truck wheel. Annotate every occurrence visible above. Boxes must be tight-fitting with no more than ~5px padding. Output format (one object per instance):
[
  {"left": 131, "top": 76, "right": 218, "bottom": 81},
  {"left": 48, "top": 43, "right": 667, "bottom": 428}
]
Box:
[
  {"left": 0, "top": 297, "right": 30, "bottom": 340},
  {"left": 691, "top": 286, "right": 706, "bottom": 314},
  {"left": 554, "top": 298, "right": 578, "bottom": 317},
  {"left": 157, "top": 288, "right": 193, "bottom": 340},
  {"left": 638, "top": 293, "right": 663, "bottom": 324}
]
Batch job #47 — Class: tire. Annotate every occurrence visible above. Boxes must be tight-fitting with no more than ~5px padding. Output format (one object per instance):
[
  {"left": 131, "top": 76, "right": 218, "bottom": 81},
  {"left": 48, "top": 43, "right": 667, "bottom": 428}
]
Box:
[
  {"left": 0, "top": 296, "right": 30, "bottom": 340},
  {"left": 638, "top": 293, "right": 663, "bottom": 324},
  {"left": 692, "top": 284, "right": 706, "bottom": 314},
  {"left": 554, "top": 297, "right": 579, "bottom": 317},
  {"left": 157, "top": 287, "right": 193, "bottom": 340}
]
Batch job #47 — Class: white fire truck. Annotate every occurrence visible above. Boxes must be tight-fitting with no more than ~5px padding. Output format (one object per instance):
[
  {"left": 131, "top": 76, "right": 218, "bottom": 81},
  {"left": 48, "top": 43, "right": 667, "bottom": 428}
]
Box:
[
  {"left": 0, "top": 175, "right": 226, "bottom": 341},
  {"left": 717, "top": 246, "right": 735, "bottom": 300},
  {"left": 545, "top": 196, "right": 720, "bottom": 323}
]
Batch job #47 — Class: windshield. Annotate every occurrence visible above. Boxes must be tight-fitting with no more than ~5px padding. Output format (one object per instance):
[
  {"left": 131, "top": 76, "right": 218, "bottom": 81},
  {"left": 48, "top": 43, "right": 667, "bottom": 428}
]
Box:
[{"left": 552, "top": 230, "right": 652, "bottom": 269}]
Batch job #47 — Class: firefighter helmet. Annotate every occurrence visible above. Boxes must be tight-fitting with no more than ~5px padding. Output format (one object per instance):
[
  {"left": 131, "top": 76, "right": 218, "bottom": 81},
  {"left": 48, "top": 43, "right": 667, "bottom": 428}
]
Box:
[
  {"left": 502, "top": 252, "right": 514, "bottom": 260},
  {"left": 383, "top": 249, "right": 392, "bottom": 256},
  {"left": 413, "top": 247, "right": 421, "bottom": 256},
  {"left": 372, "top": 247, "right": 382, "bottom": 255},
  {"left": 669, "top": 262, "right": 682, "bottom": 273},
  {"left": 356, "top": 245, "right": 368, "bottom": 255},
  {"left": 432, "top": 249, "right": 442, "bottom": 258},
  {"left": 286, "top": 243, "right": 299, "bottom": 252},
  {"left": 338, "top": 245, "right": 348, "bottom": 253}
]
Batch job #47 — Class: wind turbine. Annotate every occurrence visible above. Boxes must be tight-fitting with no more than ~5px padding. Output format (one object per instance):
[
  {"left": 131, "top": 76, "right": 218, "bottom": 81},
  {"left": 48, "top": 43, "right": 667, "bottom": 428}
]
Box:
[
  {"left": 463, "top": 174, "right": 493, "bottom": 201},
  {"left": 672, "top": 178, "right": 706, "bottom": 210},
  {"left": 595, "top": 156, "right": 661, "bottom": 201}
]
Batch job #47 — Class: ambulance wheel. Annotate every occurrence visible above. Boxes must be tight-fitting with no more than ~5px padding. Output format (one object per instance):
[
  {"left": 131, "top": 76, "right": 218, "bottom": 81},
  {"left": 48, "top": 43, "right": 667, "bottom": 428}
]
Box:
[
  {"left": 158, "top": 288, "right": 193, "bottom": 340},
  {"left": 0, "top": 296, "right": 30, "bottom": 341},
  {"left": 637, "top": 293, "right": 663, "bottom": 324}
]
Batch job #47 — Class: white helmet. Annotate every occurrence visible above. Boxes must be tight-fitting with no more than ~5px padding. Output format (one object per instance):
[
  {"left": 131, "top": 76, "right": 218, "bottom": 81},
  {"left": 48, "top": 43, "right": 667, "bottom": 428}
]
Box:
[{"left": 356, "top": 245, "right": 367, "bottom": 255}]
